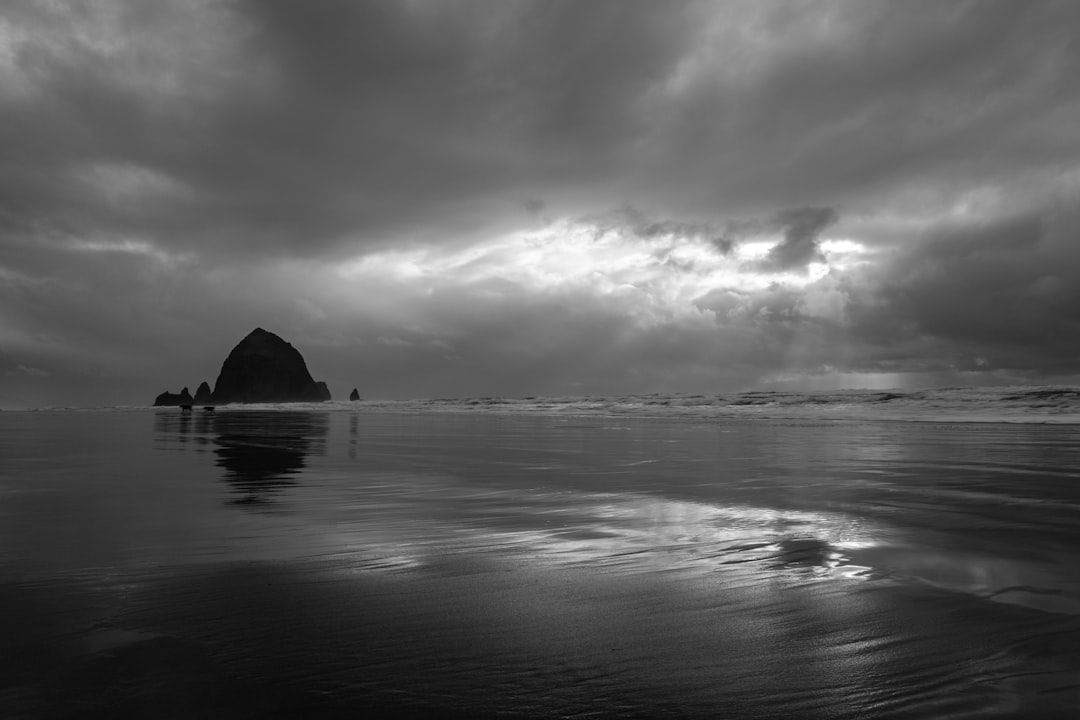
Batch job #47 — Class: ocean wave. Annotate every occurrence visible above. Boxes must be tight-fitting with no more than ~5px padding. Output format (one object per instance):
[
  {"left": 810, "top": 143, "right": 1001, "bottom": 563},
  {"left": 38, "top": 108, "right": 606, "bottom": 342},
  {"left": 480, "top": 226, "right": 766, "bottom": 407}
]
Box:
[{"left": 84, "top": 385, "right": 1080, "bottom": 424}]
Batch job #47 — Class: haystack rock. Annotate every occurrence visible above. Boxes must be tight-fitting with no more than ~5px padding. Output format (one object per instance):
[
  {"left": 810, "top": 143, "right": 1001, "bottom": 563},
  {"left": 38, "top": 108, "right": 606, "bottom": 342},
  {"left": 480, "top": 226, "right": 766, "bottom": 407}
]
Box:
[
  {"left": 154, "top": 387, "right": 194, "bottom": 407},
  {"left": 211, "top": 328, "right": 332, "bottom": 404},
  {"left": 193, "top": 381, "right": 213, "bottom": 405},
  {"left": 349, "top": 388, "right": 360, "bottom": 401}
]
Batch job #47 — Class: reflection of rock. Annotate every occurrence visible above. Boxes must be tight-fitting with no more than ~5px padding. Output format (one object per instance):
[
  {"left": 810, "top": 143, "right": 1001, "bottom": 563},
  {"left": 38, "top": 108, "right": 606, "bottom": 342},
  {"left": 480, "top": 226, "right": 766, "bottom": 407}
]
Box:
[
  {"left": 211, "top": 328, "right": 332, "bottom": 404},
  {"left": 349, "top": 388, "right": 360, "bottom": 401},
  {"left": 211, "top": 411, "right": 328, "bottom": 505},
  {"left": 348, "top": 413, "right": 358, "bottom": 459},
  {"left": 153, "top": 387, "right": 194, "bottom": 406},
  {"left": 193, "top": 381, "right": 213, "bottom": 405}
]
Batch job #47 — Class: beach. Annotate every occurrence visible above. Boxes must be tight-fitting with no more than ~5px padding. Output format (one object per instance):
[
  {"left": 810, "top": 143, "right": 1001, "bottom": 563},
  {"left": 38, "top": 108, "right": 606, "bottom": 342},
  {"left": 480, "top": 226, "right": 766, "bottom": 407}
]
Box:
[{"left": 2, "top": 406, "right": 1079, "bottom": 718}]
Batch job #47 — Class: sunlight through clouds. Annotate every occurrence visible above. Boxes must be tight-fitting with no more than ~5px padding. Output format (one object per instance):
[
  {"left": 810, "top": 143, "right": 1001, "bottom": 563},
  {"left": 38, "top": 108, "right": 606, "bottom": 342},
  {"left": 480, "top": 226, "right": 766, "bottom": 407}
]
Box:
[
  {"left": 4, "top": 0, "right": 1080, "bottom": 406},
  {"left": 337, "top": 218, "right": 870, "bottom": 327}
]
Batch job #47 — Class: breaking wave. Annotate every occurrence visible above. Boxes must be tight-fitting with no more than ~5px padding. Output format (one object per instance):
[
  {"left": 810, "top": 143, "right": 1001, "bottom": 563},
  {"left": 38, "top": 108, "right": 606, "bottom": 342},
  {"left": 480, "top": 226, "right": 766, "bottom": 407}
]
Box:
[{"left": 102, "top": 385, "right": 1080, "bottom": 424}]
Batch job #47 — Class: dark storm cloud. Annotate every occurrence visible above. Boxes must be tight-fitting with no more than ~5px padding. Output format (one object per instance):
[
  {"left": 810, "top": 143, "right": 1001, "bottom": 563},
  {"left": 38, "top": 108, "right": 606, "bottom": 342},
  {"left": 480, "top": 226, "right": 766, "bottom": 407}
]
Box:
[
  {"left": 654, "top": 0, "right": 1080, "bottom": 214},
  {"left": 581, "top": 206, "right": 741, "bottom": 255},
  {"left": 3, "top": 0, "right": 1080, "bottom": 407},
  {"left": 844, "top": 205, "right": 1080, "bottom": 374},
  {"left": 1, "top": 0, "right": 706, "bottom": 261},
  {"left": 693, "top": 201, "right": 1080, "bottom": 378},
  {"left": 756, "top": 207, "right": 838, "bottom": 272},
  {"left": 4, "top": 0, "right": 1079, "bottom": 259}
]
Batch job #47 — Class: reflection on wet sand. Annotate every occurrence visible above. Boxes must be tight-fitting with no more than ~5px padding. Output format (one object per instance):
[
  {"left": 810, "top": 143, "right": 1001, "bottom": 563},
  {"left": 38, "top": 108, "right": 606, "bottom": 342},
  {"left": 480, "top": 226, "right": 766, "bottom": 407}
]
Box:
[
  {"left": 22, "top": 411, "right": 1075, "bottom": 718},
  {"left": 348, "top": 413, "right": 358, "bottom": 460},
  {"left": 212, "top": 412, "right": 328, "bottom": 505},
  {"left": 156, "top": 410, "right": 328, "bottom": 505}
]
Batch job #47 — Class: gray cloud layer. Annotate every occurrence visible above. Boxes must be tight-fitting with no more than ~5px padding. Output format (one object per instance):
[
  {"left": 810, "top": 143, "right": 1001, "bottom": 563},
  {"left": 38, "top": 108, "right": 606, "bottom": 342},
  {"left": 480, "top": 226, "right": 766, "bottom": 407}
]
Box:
[
  {"left": 758, "top": 207, "right": 838, "bottom": 272},
  {"left": 2, "top": 0, "right": 1080, "bottom": 407}
]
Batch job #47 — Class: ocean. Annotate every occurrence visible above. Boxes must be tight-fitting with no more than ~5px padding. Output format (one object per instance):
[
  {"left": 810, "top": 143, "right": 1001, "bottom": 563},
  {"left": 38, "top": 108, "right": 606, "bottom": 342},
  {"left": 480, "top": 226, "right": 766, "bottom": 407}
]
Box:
[{"left": 2, "top": 387, "right": 1079, "bottom": 718}]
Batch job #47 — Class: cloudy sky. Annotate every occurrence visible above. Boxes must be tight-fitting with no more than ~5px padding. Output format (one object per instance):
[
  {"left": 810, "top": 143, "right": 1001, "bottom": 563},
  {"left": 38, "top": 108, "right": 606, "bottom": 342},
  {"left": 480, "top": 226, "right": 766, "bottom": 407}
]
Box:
[{"left": 2, "top": 0, "right": 1080, "bottom": 408}]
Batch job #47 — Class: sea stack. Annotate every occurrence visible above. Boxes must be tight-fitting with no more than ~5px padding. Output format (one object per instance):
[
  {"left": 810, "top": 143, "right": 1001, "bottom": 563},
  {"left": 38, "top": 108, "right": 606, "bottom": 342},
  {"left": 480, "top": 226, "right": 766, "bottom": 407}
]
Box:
[
  {"left": 193, "top": 381, "right": 213, "bottom": 405},
  {"left": 153, "top": 387, "right": 194, "bottom": 407},
  {"left": 210, "top": 328, "right": 332, "bottom": 404},
  {"left": 349, "top": 388, "right": 360, "bottom": 401}
]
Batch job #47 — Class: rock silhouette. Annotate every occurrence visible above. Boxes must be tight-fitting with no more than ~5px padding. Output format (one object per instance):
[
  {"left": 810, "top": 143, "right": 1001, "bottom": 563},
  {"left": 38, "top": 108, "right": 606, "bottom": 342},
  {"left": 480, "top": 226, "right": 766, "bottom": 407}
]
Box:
[
  {"left": 210, "top": 328, "right": 331, "bottom": 404},
  {"left": 153, "top": 387, "right": 193, "bottom": 406},
  {"left": 193, "top": 381, "right": 213, "bottom": 405},
  {"left": 349, "top": 388, "right": 360, "bottom": 401}
]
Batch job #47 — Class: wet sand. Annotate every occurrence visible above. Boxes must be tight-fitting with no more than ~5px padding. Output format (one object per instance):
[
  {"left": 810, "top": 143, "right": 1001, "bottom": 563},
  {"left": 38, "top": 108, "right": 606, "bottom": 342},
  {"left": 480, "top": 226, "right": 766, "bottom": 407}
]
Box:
[{"left": 1, "top": 410, "right": 1079, "bottom": 717}]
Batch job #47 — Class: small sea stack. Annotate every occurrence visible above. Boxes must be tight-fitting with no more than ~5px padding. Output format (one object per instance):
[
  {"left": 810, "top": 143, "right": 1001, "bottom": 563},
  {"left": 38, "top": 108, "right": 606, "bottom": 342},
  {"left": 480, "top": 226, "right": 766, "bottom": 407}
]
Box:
[
  {"left": 193, "top": 381, "right": 213, "bottom": 405},
  {"left": 153, "top": 387, "right": 193, "bottom": 407}
]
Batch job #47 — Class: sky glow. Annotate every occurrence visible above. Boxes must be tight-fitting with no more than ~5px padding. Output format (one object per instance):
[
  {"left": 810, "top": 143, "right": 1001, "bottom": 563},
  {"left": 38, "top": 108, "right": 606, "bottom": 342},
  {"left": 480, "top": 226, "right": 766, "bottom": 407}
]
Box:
[
  {"left": 2, "top": 0, "right": 1079, "bottom": 408},
  {"left": 336, "top": 220, "right": 867, "bottom": 340}
]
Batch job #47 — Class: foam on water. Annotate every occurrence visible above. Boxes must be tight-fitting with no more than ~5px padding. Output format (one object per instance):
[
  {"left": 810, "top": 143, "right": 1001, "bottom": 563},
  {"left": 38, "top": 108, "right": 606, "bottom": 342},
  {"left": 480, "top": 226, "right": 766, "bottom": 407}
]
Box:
[{"left": 75, "top": 384, "right": 1080, "bottom": 423}]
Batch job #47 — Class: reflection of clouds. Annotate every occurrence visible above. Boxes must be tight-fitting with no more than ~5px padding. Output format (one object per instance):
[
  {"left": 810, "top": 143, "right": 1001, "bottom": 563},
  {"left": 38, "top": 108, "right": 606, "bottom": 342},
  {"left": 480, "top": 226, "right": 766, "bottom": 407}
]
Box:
[
  {"left": 846, "top": 546, "right": 1080, "bottom": 615},
  {"left": 771, "top": 536, "right": 834, "bottom": 568},
  {"left": 308, "top": 472, "right": 1078, "bottom": 617},
  {"left": 505, "top": 495, "right": 876, "bottom": 579},
  {"left": 310, "top": 478, "right": 878, "bottom": 583}
]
